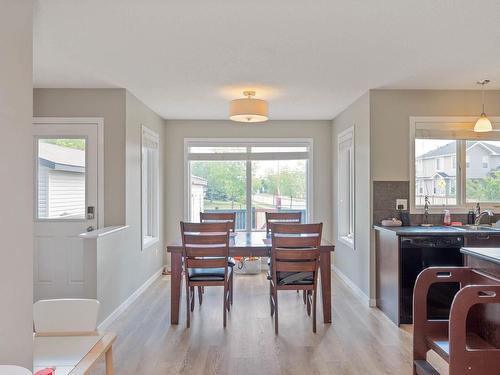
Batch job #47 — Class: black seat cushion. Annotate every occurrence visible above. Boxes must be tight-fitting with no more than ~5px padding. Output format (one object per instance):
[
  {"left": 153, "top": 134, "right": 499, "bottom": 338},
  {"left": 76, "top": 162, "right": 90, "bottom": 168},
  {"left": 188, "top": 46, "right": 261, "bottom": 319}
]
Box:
[
  {"left": 188, "top": 268, "right": 230, "bottom": 281},
  {"left": 277, "top": 271, "right": 314, "bottom": 285}
]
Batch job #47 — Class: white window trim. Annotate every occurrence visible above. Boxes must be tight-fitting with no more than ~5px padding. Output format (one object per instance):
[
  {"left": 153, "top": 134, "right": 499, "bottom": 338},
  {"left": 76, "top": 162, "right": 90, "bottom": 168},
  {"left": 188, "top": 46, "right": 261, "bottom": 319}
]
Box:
[
  {"left": 33, "top": 117, "right": 105, "bottom": 229},
  {"left": 184, "top": 138, "right": 313, "bottom": 231},
  {"left": 141, "top": 126, "right": 160, "bottom": 249},
  {"left": 337, "top": 127, "right": 355, "bottom": 249},
  {"left": 409, "top": 116, "right": 500, "bottom": 214}
]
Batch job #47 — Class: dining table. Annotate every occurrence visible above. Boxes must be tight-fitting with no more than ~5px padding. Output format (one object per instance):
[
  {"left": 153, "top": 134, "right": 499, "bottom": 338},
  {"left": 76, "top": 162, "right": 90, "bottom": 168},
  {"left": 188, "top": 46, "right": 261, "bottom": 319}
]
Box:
[{"left": 166, "top": 231, "right": 335, "bottom": 325}]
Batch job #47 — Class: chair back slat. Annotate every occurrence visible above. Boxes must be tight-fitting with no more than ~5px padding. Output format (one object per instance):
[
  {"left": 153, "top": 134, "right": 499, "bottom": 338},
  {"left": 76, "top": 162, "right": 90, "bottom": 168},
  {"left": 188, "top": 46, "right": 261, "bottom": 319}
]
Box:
[
  {"left": 184, "top": 247, "right": 227, "bottom": 258},
  {"left": 187, "top": 258, "right": 227, "bottom": 268},
  {"left": 183, "top": 234, "right": 228, "bottom": 245},
  {"left": 266, "top": 211, "right": 302, "bottom": 234},
  {"left": 181, "top": 221, "right": 230, "bottom": 269},
  {"left": 200, "top": 212, "right": 236, "bottom": 232},
  {"left": 274, "top": 248, "right": 319, "bottom": 260},
  {"left": 275, "top": 262, "right": 318, "bottom": 272},
  {"left": 272, "top": 236, "right": 320, "bottom": 248}
]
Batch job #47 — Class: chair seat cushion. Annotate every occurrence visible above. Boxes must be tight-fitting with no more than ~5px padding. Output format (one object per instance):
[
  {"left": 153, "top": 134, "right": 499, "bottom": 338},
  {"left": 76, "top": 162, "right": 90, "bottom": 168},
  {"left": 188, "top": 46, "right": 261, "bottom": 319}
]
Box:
[
  {"left": 188, "top": 268, "right": 229, "bottom": 281},
  {"left": 426, "top": 349, "right": 449, "bottom": 375},
  {"left": 277, "top": 271, "right": 314, "bottom": 285}
]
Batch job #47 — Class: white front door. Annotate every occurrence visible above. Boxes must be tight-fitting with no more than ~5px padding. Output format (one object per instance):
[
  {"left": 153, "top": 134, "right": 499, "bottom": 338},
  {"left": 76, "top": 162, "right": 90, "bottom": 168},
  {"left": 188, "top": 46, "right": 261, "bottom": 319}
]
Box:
[{"left": 33, "top": 119, "right": 100, "bottom": 301}]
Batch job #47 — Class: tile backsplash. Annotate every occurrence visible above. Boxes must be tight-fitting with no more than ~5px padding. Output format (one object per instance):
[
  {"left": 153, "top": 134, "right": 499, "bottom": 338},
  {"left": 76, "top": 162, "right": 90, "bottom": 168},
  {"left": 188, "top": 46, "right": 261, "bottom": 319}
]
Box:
[{"left": 372, "top": 181, "right": 499, "bottom": 226}]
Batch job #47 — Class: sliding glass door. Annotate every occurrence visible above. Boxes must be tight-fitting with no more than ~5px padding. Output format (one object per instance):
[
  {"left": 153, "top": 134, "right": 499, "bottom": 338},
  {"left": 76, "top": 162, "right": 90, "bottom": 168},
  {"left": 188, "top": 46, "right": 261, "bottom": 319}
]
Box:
[{"left": 186, "top": 140, "right": 312, "bottom": 231}]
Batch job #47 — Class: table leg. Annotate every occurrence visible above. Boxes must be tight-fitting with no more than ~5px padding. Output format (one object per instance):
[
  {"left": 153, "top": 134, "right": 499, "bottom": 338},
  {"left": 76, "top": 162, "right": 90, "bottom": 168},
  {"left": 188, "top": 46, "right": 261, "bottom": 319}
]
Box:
[
  {"left": 320, "top": 251, "right": 332, "bottom": 323},
  {"left": 171, "top": 252, "right": 182, "bottom": 324},
  {"left": 105, "top": 346, "right": 114, "bottom": 375}
]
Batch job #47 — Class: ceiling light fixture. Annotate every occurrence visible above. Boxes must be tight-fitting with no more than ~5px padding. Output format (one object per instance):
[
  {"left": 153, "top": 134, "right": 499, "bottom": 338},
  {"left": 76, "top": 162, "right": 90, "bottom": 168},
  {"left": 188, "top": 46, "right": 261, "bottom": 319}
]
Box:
[
  {"left": 229, "top": 91, "right": 268, "bottom": 123},
  {"left": 474, "top": 79, "right": 492, "bottom": 133}
]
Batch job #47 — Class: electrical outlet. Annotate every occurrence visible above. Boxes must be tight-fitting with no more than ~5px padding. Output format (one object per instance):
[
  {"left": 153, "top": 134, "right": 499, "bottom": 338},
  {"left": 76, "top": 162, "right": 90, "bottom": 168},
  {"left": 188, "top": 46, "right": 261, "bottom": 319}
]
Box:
[{"left": 396, "top": 199, "right": 408, "bottom": 211}]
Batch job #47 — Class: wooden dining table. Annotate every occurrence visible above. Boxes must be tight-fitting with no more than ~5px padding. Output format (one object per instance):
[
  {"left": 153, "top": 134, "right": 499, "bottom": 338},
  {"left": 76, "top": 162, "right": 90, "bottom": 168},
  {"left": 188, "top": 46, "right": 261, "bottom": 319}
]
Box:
[{"left": 166, "top": 231, "right": 335, "bottom": 325}]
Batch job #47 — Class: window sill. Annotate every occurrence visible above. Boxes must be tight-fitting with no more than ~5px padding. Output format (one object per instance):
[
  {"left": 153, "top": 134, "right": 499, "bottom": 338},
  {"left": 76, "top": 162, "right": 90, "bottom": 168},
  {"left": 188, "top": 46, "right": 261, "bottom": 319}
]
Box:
[
  {"left": 143, "top": 236, "right": 159, "bottom": 249},
  {"left": 338, "top": 236, "right": 354, "bottom": 249}
]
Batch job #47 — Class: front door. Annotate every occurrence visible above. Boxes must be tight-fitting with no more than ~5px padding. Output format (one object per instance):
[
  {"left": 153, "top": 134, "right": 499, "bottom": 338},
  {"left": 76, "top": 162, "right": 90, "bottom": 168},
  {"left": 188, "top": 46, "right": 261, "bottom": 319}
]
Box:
[{"left": 33, "top": 120, "right": 100, "bottom": 301}]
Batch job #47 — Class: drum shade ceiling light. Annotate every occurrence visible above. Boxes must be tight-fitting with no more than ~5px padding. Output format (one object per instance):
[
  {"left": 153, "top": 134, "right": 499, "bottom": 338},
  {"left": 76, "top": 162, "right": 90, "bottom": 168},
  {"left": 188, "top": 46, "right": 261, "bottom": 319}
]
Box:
[
  {"left": 474, "top": 79, "right": 492, "bottom": 133},
  {"left": 229, "top": 91, "right": 268, "bottom": 123}
]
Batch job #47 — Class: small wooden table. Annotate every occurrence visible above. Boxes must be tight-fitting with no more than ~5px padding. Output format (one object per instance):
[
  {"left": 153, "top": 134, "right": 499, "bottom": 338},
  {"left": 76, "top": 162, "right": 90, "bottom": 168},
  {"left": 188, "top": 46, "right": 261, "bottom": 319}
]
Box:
[{"left": 167, "top": 231, "right": 335, "bottom": 325}]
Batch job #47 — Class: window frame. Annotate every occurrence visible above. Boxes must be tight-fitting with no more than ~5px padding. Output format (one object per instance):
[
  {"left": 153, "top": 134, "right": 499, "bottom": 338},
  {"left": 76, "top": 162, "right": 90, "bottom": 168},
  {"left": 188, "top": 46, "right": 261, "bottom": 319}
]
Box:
[
  {"left": 410, "top": 116, "right": 500, "bottom": 214},
  {"left": 141, "top": 126, "right": 160, "bottom": 249},
  {"left": 184, "top": 138, "right": 313, "bottom": 231},
  {"left": 337, "top": 127, "right": 355, "bottom": 249}
]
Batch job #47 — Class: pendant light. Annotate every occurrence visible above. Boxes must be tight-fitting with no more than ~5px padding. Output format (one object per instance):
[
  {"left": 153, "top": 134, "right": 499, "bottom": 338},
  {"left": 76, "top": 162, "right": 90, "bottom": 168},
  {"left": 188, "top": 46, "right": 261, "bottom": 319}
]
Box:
[
  {"left": 474, "top": 79, "right": 492, "bottom": 133},
  {"left": 229, "top": 91, "right": 268, "bottom": 123}
]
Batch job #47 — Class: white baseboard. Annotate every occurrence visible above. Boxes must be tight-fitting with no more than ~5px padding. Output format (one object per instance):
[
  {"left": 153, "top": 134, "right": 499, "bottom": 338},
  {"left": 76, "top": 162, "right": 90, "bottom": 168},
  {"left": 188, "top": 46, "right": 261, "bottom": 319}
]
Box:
[
  {"left": 98, "top": 267, "right": 163, "bottom": 330},
  {"left": 332, "top": 265, "right": 372, "bottom": 307}
]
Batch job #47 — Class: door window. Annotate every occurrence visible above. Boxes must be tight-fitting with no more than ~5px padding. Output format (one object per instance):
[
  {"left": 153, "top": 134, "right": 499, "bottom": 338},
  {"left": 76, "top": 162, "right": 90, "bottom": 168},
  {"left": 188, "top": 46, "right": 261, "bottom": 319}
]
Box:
[{"left": 36, "top": 138, "right": 86, "bottom": 219}]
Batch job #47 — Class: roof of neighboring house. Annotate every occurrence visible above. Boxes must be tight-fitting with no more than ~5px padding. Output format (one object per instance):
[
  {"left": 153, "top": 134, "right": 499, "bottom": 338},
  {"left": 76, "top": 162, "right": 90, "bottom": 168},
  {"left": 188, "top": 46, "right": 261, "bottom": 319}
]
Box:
[
  {"left": 191, "top": 175, "right": 208, "bottom": 186},
  {"left": 418, "top": 141, "right": 500, "bottom": 159},
  {"left": 38, "top": 142, "right": 85, "bottom": 172}
]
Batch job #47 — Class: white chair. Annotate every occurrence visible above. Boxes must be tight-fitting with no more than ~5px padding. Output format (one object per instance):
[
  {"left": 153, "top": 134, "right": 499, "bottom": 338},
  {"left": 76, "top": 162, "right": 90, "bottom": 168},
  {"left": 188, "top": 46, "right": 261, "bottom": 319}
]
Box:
[
  {"left": 0, "top": 366, "right": 32, "bottom": 375},
  {"left": 34, "top": 299, "right": 100, "bottom": 334}
]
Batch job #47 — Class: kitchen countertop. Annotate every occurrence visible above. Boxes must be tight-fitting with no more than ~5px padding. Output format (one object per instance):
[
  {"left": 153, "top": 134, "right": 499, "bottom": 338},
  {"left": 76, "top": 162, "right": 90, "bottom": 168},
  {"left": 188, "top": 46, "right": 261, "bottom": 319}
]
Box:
[
  {"left": 461, "top": 247, "right": 500, "bottom": 265},
  {"left": 374, "top": 225, "right": 500, "bottom": 236}
]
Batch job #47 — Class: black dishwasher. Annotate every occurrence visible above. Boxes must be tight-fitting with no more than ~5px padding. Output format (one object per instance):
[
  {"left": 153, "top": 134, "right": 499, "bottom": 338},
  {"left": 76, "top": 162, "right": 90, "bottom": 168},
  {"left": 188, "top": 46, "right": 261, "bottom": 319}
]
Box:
[{"left": 400, "top": 236, "right": 464, "bottom": 324}]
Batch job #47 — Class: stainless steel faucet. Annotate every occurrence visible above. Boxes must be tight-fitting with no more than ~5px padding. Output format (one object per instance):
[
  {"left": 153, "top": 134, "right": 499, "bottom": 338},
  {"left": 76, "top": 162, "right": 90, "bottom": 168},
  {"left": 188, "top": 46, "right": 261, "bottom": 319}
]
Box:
[
  {"left": 423, "top": 195, "right": 430, "bottom": 225},
  {"left": 474, "top": 209, "right": 494, "bottom": 225}
]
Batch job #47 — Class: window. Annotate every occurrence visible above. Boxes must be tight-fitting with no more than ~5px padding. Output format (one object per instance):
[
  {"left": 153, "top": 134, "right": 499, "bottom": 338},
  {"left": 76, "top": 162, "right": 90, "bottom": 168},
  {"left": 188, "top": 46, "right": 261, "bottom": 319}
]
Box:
[
  {"left": 186, "top": 139, "right": 312, "bottom": 231},
  {"left": 482, "top": 155, "right": 489, "bottom": 169},
  {"left": 337, "top": 127, "right": 354, "bottom": 248},
  {"left": 436, "top": 158, "right": 443, "bottom": 170},
  {"left": 142, "top": 127, "right": 159, "bottom": 248},
  {"left": 411, "top": 117, "right": 500, "bottom": 212},
  {"left": 466, "top": 140, "right": 500, "bottom": 203},
  {"left": 36, "top": 138, "right": 86, "bottom": 219},
  {"left": 415, "top": 139, "right": 457, "bottom": 206}
]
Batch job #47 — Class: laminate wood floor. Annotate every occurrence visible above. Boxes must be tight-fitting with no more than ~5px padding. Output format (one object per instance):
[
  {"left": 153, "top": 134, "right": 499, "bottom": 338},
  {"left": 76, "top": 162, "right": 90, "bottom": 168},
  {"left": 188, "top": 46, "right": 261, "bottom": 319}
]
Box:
[{"left": 93, "top": 272, "right": 412, "bottom": 375}]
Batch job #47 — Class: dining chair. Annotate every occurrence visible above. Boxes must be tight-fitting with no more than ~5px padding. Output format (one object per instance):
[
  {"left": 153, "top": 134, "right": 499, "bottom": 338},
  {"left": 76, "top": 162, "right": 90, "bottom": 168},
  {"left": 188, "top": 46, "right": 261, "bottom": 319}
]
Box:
[
  {"left": 180, "top": 221, "right": 233, "bottom": 328},
  {"left": 265, "top": 211, "right": 302, "bottom": 235},
  {"left": 199, "top": 212, "right": 237, "bottom": 305},
  {"left": 268, "top": 223, "right": 323, "bottom": 334}
]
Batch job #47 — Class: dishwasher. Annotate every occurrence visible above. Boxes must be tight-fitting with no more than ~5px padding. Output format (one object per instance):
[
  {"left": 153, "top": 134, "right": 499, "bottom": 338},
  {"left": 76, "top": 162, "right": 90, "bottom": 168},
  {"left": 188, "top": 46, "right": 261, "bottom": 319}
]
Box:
[{"left": 400, "top": 236, "right": 464, "bottom": 324}]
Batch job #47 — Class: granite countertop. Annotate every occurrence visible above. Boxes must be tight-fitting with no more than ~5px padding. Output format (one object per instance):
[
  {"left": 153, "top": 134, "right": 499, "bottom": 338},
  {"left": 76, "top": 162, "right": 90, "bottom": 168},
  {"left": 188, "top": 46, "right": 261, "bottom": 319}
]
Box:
[
  {"left": 373, "top": 225, "right": 500, "bottom": 236},
  {"left": 461, "top": 247, "right": 500, "bottom": 265}
]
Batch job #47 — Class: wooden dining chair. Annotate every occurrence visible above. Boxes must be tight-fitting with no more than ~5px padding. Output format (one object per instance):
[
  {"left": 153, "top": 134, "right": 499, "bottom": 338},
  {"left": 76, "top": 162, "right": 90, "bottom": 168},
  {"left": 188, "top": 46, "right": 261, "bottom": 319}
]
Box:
[
  {"left": 269, "top": 223, "right": 323, "bottom": 334},
  {"left": 265, "top": 211, "right": 302, "bottom": 235},
  {"left": 199, "top": 212, "right": 237, "bottom": 305},
  {"left": 180, "top": 222, "right": 233, "bottom": 328}
]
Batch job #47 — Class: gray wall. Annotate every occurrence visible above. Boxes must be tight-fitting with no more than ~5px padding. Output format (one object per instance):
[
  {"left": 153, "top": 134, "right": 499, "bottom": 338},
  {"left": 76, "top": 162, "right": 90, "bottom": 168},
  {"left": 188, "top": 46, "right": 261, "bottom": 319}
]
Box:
[
  {"left": 33, "top": 88, "right": 127, "bottom": 226},
  {"left": 164, "top": 120, "right": 333, "bottom": 259},
  {"left": 0, "top": 0, "right": 34, "bottom": 368},
  {"left": 331, "top": 92, "right": 372, "bottom": 299},
  {"left": 370, "top": 89, "right": 500, "bottom": 181},
  {"left": 33, "top": 89, "right": 165, "bottom": 323}
]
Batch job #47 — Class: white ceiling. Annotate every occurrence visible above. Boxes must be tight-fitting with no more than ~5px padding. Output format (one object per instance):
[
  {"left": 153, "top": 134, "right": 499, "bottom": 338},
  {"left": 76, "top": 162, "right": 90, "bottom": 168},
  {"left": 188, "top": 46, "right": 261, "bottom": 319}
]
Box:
[{"left": 34, "top": 0, "right": 500, "bottom": 120}]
